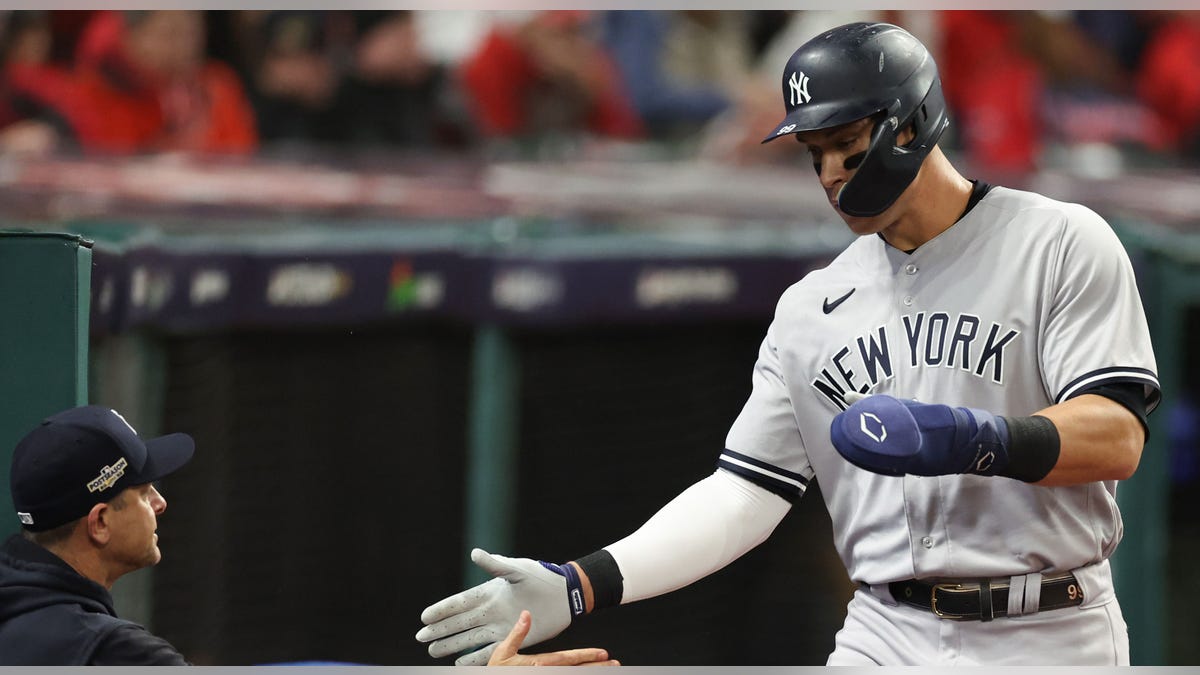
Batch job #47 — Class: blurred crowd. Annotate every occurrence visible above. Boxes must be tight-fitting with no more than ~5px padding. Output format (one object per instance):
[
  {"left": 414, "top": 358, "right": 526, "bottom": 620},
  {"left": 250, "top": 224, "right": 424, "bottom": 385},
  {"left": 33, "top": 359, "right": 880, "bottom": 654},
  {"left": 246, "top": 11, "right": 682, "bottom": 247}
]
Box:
[{"left": 1, "top": 10, "right": 1199, "bottom": 172}]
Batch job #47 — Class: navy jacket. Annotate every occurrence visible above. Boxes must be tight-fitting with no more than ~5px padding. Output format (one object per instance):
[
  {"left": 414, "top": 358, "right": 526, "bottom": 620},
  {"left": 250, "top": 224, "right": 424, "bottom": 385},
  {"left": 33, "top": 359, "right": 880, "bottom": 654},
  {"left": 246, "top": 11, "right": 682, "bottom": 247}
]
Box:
[{"left": 0, "top": 534, "right": 188, "bottom": 665}]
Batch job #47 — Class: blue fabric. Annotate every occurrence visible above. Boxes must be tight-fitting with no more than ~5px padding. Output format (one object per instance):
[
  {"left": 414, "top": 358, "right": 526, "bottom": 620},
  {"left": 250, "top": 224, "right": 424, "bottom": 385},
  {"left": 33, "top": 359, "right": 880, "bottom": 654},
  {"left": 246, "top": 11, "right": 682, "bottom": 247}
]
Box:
[
  {"left": 538, "top": 560, "right": 586, "bottom": 618},
  {"left": 599, "top": 11, "right": 731, "bottom": 126},
  {"left": 830, "top": 395, "right": 1010, "bottom": 477}
]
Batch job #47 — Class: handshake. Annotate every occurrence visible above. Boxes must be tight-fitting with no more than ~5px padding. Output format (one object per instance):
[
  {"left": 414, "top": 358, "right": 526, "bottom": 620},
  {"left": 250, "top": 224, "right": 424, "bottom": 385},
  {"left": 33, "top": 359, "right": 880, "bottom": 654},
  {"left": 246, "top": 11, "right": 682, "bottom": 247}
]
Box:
[{"left": 415, "top": 549, "right": 612, "bottom": 666}]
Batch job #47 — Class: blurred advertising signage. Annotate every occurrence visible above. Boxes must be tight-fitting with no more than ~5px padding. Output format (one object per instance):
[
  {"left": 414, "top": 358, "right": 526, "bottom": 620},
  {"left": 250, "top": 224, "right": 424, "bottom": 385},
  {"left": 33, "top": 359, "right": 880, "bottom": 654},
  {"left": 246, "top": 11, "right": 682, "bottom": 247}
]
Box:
[
  {"left": 190, "top": 269, "right": 232, "bottom": 307},
  {"left": 635, "top": 266, "right": 738, "bottom": 309},
  {"left": 266, "top": 263, "right": 353, "bottom": 308},
  {"left": 491, "top": 267, "right": 564, "bottom": 313},
  {"left": 386, "top": 260, "right": 445, "bottom": 312}
]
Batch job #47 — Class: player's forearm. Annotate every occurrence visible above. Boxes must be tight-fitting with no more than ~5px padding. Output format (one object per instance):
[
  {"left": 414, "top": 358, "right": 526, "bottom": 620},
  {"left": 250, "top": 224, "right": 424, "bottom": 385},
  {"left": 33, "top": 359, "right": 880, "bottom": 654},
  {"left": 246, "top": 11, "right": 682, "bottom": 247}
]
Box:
[
  {"left": 578, "top": 469, "right": 790, "bottom": 607},
  {"left": 1032, "top": 394, "right": 1145, "bottom": 486}
]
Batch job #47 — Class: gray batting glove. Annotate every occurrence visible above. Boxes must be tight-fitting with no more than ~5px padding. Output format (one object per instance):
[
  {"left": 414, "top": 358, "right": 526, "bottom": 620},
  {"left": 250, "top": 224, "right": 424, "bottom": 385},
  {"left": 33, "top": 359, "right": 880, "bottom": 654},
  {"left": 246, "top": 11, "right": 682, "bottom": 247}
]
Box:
[{"left": 415, "top": 548, "right": 573, "bottom": 666}]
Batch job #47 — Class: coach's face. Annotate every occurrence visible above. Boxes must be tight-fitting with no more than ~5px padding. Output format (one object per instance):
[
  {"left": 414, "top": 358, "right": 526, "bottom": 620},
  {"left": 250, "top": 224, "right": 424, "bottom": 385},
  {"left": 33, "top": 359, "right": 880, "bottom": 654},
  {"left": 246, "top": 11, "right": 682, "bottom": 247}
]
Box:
[
  {"left": 796, "top": 117, "right": 917, "bottom": 237},
  {"left": 104, "top": 483, "right": 168, "bottom": 574}
]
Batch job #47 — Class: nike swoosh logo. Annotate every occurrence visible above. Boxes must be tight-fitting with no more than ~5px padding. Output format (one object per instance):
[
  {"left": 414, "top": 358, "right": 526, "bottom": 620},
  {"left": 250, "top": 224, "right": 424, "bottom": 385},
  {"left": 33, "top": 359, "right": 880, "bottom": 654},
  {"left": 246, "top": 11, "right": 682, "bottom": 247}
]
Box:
[{"left": 823, "top": 288, "right": 856, "bottom": 314}]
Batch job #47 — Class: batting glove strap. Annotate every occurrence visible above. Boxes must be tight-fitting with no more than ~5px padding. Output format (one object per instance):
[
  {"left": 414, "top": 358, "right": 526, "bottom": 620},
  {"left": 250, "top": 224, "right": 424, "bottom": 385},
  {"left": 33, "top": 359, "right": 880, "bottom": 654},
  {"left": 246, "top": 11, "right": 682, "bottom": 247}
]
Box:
[
  {"left": 539, "top": 560, "right": 587, "bottom": 618},
  {"left": 956, "top": 407, "right": 1010, "bottom": 476}
]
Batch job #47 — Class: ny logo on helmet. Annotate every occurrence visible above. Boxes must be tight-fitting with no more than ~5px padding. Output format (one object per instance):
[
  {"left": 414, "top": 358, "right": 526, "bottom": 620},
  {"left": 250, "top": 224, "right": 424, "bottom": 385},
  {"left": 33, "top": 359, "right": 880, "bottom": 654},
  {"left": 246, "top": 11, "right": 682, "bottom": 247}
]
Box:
[{"left": 789, "top": 71, "right": 811, "bottom": 106}]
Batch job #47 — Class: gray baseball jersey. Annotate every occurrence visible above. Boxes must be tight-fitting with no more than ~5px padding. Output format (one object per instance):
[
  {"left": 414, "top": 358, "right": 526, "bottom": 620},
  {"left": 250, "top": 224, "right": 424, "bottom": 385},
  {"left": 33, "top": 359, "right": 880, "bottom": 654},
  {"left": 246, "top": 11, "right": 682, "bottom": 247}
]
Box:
[{"left": 721, "top": 185, "right": 1160, "bottom": 584}]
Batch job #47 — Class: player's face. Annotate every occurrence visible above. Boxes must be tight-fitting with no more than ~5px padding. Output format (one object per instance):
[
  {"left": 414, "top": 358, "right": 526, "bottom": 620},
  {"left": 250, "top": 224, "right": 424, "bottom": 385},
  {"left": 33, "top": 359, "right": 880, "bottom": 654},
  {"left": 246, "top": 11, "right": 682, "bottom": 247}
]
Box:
[{"left": 797, "top": 118, "right": 915, "bottom": 236}]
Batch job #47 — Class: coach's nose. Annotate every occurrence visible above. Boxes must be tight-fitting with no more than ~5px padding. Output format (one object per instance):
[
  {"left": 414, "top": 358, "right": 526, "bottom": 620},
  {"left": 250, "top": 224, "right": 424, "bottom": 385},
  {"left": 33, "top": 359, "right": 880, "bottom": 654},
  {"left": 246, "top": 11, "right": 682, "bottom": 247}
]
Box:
[{"left": 150, "top": 485, "right": 167, "bottom": 515}]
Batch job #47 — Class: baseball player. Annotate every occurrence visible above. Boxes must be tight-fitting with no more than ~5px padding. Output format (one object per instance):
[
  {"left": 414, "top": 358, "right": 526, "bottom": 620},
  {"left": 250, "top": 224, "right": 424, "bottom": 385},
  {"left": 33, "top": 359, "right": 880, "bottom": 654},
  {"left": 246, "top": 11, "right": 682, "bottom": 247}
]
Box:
[{"left": 416, "top": 22, "right": 1159, "bottom": 666}]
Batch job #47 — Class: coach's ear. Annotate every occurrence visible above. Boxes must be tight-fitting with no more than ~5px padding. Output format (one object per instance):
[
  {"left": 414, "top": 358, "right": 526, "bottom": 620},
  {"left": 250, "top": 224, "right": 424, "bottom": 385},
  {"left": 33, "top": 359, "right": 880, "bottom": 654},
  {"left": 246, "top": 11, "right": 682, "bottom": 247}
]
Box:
[{"left": 86, "top": 501, "right": 113, "bottom": 546}]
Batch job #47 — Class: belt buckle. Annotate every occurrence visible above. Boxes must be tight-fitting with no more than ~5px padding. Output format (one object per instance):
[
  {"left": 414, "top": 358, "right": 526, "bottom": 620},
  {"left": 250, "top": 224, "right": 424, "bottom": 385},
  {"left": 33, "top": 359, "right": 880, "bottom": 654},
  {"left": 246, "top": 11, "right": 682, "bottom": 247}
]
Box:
[{"left": 930, "top": 582, "right": 968, "bottom": 620}]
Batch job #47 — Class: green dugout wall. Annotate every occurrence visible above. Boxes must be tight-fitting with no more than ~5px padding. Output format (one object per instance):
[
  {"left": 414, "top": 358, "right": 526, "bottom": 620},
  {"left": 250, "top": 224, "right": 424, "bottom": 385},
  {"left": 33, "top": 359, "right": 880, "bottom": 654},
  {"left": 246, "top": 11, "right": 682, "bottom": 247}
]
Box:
[{"left": 0, "top": 232, "right": 93, "bottom": 540}]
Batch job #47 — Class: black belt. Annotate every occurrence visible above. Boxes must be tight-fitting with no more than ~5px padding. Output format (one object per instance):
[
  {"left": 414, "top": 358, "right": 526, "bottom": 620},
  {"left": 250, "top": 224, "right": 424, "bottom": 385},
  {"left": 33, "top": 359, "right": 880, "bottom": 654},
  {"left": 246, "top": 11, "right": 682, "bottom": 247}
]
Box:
[{"left": 888, "top": 573, "right": 1083, "bottom": 622}]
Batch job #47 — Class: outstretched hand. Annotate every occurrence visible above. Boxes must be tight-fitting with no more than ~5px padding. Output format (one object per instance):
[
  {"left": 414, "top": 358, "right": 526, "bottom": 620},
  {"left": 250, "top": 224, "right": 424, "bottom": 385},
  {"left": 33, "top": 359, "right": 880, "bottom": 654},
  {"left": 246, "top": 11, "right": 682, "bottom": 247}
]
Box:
[
  {"left": 488, "top": 611, "right": 620, "bottom": 667},
  {"left": 416, "top": 548, "right": 578, "bottom": 665}
]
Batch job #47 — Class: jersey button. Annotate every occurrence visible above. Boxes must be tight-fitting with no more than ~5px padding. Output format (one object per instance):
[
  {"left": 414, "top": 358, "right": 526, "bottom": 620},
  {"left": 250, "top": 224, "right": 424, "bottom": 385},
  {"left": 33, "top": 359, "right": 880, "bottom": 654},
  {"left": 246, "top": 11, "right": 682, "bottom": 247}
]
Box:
[
  {"left": 902, "top": 296, "right": 914, "bottom": 306},
  {"left": 920, "top": 536, "right": 934, "bottom": 548},
  {"left": 904, "top": 263, "right": 918, "bottom": 275}
]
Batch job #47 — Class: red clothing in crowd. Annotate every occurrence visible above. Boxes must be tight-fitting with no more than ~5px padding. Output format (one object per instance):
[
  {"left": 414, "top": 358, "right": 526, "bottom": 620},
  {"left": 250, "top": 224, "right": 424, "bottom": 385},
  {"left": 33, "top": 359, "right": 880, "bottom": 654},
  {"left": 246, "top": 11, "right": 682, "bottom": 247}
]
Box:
[
  {"left": 71, "top": 60, "right": 257, "bottom": 155},
  {"left": 938, "top": 11, "right": 1043, "bottom": 172},
  {"left": 460, "top": 20, "right": 642, "bottom": 140},
  {"left": 0, "top": 62, "right": 89, "bottom": 134},
  {"left": 69, "top": 11, "right": 257, "bottom": 155},
  {"left": 1137, "top": 17, "right": 1200, "bottom": 149}
]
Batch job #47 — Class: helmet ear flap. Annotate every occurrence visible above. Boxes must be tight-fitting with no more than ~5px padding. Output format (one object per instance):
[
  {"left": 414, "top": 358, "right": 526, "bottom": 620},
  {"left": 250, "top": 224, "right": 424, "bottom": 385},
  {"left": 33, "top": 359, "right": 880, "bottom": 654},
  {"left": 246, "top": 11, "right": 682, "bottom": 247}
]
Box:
[
  {"left": 836, "top": 114, "right": 904, "bottom": 217},
  {"left": 836, "top": 83, "right": 950, "bottom": 218}
]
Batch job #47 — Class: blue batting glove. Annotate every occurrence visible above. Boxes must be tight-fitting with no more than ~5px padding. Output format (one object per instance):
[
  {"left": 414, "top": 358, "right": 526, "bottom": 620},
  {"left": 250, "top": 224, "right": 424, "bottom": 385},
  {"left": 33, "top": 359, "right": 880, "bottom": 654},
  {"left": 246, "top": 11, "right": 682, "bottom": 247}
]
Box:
[{"left": 830, "top": 395, "right": 1010, "bottom": 477}]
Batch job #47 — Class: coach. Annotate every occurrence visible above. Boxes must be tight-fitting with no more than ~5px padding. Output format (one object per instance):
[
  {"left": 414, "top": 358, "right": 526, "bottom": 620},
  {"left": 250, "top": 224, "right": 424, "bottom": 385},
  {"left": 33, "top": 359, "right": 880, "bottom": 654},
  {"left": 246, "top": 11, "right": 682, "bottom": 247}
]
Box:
[{"left": 0, "top": 406, "right": 193, "bottom": 665}]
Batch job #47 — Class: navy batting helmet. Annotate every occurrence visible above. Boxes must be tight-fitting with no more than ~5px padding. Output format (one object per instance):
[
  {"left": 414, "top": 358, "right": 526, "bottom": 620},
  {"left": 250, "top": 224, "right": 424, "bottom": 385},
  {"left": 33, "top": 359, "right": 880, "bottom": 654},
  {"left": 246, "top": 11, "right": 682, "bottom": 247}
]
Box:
[{"left": 762, "top": 22, "right": 949, "bottom": 217}]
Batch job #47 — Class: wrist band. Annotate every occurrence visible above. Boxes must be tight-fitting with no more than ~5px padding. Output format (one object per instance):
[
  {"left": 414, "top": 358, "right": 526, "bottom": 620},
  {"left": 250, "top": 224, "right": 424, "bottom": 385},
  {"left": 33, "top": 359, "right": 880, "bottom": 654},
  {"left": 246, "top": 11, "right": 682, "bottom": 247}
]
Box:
[
  {"left": 558, "top": 560, "right": 587, "bottom": 618},
  {"left": 541, "top": 560, "right": 587, "bottom": 618},
  {"left": 574, "top": 549, "right": 624, "bottom": 611},
  {"left": 999, "top": 415, "right": 1060, "bottom": 483}
]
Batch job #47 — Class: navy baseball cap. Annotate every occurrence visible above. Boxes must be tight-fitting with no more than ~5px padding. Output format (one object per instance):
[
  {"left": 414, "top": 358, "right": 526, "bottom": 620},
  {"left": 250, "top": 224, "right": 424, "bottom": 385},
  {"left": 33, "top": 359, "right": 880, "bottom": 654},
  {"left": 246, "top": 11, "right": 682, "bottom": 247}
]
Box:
[{"left": 10, "top": 406, "right": 194, "bottom": 532}]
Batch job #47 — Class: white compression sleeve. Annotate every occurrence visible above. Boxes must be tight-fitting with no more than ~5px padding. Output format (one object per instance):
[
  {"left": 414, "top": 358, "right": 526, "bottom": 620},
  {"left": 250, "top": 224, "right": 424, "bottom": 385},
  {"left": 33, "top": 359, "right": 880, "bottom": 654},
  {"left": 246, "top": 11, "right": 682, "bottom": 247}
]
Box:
[{"left": 603, "top": 468, "right": 791, "bottom": 604}]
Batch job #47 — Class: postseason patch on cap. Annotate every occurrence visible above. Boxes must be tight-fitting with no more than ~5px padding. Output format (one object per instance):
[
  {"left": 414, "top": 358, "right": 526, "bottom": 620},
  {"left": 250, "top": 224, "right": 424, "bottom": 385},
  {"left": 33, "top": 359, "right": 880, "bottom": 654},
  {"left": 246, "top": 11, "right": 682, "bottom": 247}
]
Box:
[{"left": 86, "top": 457, "right": 128, "bottom": 493}]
